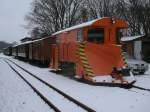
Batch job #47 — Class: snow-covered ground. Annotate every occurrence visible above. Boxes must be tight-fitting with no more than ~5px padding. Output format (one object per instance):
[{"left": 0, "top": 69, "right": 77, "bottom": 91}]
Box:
[
  {"left": 0, "top": 53, "right": 150, "bottom": 112},
  {"left": 6, "top": 59, "right": 86, "bottom": 112},
  {"left": 0, "top": 57, "right": 53, "bottom": 112}
]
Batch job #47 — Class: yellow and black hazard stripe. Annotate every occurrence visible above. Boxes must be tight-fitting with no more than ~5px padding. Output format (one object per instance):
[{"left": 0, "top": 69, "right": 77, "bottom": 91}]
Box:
[
  {"left": 121, "top": 48, "right": 128, "bottom": 68},
  {"left": 76, "top": 42, "right": 95, "bottom": 77}
]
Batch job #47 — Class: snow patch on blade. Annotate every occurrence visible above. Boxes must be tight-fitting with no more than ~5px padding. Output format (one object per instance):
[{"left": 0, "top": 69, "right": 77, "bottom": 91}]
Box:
[{"left": 92, "top": 75, "right": 113, "bottom": 82}]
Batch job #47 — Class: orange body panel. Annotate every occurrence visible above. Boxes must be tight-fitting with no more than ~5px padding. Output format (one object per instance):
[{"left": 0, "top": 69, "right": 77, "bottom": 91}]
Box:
[
  {"left": 29, "top": 37, "right": 56, "bottom": 64},
  {"left": 84, "top": 42, "right": 124, "bottom": 75},
  {"left": 58, "top": 30, "right": 78, "bottom": 62}
]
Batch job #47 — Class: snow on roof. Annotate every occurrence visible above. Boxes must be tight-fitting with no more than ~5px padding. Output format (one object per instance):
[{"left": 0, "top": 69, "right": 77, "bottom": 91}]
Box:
[
  {"left": 30, "top": 38, "right": 44, "bottom": 43},
  {"left": 16, "top": 41, "right": 33, "bottom": 46},
  {"left": 13, "top": 40, "right": 36, "bottom": 47},
  {"left": 12, "top": 36, "right": 54, "bottom": 47},
  {"left": 13, "top": 43, "right": 21, "bottom": 47},
  {"left": 14, "top": 38, "right": 47, "bottom": 47},
  {"left": 52, "top": 17, "right": 106, "bottom": 36},
  {"left": 121, "top": 35, "right": 144, "bottom": 42}
]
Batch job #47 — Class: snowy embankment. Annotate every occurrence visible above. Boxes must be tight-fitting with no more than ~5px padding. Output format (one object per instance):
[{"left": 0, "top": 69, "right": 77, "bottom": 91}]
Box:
[{"left": 0, "top": 53, "right": 150, "bottom": 112}]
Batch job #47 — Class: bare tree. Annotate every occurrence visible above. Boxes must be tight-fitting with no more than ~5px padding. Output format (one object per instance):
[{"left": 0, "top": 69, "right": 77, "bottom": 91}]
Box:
[
  {"left": 84, "top": 0, "right": 118, "bottom": 18},
  {"left": 25, "top": 0, "right": 83, "bottom": 36},
  {"left": 25, "top": 0, "right": 150, "bottom": 37},
  {"left": 30, "top": 27, "right": 41, "bottom": 38},
  {"left": 115, "top": 0, "right": 150, "bottom": 36}
]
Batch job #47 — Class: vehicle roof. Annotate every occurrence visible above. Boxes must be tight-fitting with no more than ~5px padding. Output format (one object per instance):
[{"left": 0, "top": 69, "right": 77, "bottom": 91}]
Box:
[
  {"left": 13, "top": 37, "right": 50, "bottom": 47},
  {"left": 52, "top": 17, "right": 108, "bottom": 36}
]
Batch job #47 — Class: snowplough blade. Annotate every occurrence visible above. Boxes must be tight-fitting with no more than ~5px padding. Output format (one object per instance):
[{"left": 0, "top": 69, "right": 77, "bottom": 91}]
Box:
[
  {"left": 75, "top": 78, "right": 135, "bottom": 89},
  {"left": 76, "top": 42, "right": 135, "bottom": 86}
]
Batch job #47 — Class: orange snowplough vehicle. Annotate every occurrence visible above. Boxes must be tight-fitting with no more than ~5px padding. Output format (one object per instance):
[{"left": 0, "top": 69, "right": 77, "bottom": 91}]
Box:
[{"left": 50, "top": 17, "right": 135, "bottom": 87}]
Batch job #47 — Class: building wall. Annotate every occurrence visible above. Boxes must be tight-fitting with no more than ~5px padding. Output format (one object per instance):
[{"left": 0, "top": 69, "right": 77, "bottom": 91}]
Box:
[
  {"left": 123, "top": 40, "right": 142, "bottom": 60},
  {"left": 122, "top": 37, "right": 150, "bottom": 62},
  {"left": 134, "top": 41, "right": 142, "bottom": 60}
]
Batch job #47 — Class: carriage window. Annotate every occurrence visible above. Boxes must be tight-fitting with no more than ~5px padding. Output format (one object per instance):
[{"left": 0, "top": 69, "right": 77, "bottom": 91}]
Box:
[
  {"left": 88, "top": 28, "right": 104, "bottom": 43},
  {"left": 77, "top": 30, "right": 83, "bottom": 42}
]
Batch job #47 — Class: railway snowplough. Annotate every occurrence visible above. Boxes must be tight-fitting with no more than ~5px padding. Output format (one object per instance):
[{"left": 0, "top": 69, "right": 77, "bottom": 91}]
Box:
[
  {"left": 3, "top": 17, "right": 136, "bottom": 87},
  {"left": 49, "top": 17, "right": 135, "bottom": 87}
]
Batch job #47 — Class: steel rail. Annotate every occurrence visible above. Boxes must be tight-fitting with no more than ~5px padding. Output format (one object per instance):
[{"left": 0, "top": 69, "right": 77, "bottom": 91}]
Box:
[
  {"left": 5, "top": 58, "right": 96, "bottom": 112},
  {"left": 4, "top": 60, "right": 61, "bottom": 112}
]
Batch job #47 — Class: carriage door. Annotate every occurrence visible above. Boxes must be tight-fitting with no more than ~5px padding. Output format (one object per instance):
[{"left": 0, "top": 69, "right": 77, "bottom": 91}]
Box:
[
  {"left": 134, "top": 40, "right": 142, "bottom": 60},
  {"left": 50, "top": 44, "right": 59, "bottom": 70}
]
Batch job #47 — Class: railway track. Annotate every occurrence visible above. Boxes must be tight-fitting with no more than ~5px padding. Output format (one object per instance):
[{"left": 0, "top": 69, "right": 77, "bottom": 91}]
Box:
[
  {"left": 4, "top": 58, "right": 150, "bottom": 93},
  {"left": 132, "top": 85, "right": 150, "bottom": 92},
  {"left": 3, "top": 57, "right": 150, "bottom": 112},
  {"left": 4, "top": 58, "right": 150, "bottom": 92},
  {"left": 4, "top": 58, "right": 96, "bottom": 112},
  {"left": 4, "top": 60, "right": 61, "bottom": 112}
]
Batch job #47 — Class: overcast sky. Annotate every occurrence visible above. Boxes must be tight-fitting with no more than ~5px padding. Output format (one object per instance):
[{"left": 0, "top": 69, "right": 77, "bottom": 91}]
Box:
[{"left": 0, "top": 0, "right": 33, "bottom": 43}]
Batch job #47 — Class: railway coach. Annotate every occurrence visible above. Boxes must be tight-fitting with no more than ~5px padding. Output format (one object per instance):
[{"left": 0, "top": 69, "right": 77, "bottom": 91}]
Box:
[
  {"left": 49, "top": 17, "right": 135, "bottom": 84},
  {"left": 3, "top": 46, "right": 12, "bottom": 56},
  {"left": 28, "top": 36, "right": 56, "bottom": 65},
  {"left": 17, "top": 42, "right": 30, "bottom": 59},
  {"left": 9, "top": 37, "right": 56, "bottom": 66},
  {"left": 12, "top": 46, "right": 18, "bottom": 57}
]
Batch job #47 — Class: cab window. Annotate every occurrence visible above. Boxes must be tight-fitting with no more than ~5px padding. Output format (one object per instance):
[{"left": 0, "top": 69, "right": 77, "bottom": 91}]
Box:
[{"left": 88, "top": 28, "right": 104, "bottom": 43}]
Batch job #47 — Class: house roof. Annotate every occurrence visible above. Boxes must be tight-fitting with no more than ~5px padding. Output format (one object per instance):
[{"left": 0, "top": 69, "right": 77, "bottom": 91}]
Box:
[{"left": 121, "top": 35, "right": 144, "bottom": 42}]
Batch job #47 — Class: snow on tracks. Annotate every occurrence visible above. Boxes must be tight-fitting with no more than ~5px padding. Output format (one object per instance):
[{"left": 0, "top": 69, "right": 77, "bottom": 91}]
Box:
[
  {"left": 0, "top": 59, "right": 53, "bottom": 112},
  {"left": 4, "top": 58, "right": 95, "bottom": 112}
]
